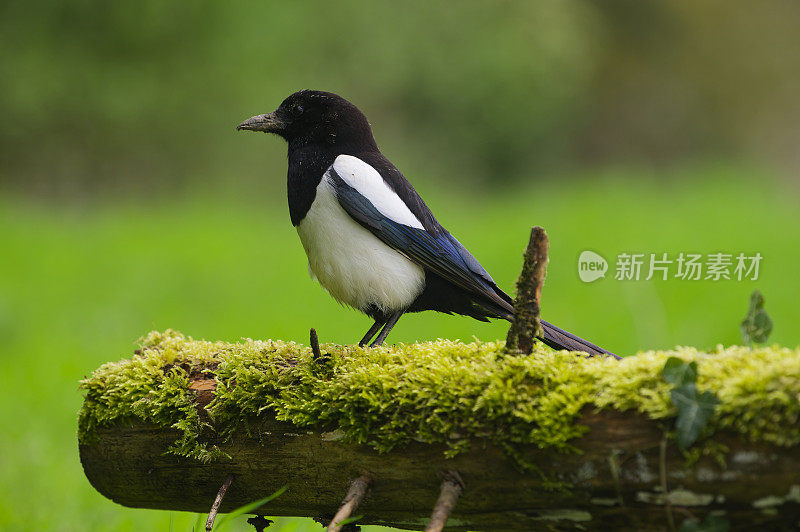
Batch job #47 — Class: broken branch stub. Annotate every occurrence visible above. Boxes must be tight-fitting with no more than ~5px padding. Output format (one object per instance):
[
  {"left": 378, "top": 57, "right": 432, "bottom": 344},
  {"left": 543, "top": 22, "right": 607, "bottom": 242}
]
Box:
[
  {"left": 424, "top": 471, "right": 464, "bottom": 532},
  {"left": 327, "top": 475, "right": 372, "bottom": 532},
  {"left": 506, "top": 226, "right": 549, "bottom": 354},
  {"left": 205, "top": 474, "right": 233, "bottom": 532}
]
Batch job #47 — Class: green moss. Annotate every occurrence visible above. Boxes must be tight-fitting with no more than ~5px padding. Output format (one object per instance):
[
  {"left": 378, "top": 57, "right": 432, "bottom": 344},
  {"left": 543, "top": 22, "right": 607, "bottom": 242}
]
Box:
[{"left": 78, "top": 331, "right": 800, "bottom": 464}]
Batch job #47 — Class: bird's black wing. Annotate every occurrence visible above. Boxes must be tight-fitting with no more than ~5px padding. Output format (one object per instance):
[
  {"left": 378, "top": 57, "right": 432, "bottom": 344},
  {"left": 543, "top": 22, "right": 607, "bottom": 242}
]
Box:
[
  {"left": 327, "top": 156, "right": 617, "bottom": 357},
  {"left": 327, "top": 163, "right": 514, "bottom": 319}
]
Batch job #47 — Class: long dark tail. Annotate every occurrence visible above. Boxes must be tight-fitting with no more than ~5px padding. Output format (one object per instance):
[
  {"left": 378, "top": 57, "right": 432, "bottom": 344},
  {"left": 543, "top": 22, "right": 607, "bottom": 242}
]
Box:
[
  {"left": 470, "top": 277, "right": 619, "bottom": 358},
  {"left": 538, "top": 319, "right": 620, "bottom": 359}
]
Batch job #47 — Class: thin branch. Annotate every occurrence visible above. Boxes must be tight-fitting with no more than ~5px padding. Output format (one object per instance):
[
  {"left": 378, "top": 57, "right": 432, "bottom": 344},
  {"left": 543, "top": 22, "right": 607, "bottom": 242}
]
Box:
[
  {"left": 206, "top": 474, "right": 234, "bottom": 532},
  {"left": 424, "top": 471, "right": 464, "bottom": 532},
  {"left": 310, "top": 328, "right": 322, "bottom": 360},
  {"left": 506, "top": 226, "right": 549, "bottom": 354},
  {"left": 327, "top": 475, "right": 372, "bottom": 532}
]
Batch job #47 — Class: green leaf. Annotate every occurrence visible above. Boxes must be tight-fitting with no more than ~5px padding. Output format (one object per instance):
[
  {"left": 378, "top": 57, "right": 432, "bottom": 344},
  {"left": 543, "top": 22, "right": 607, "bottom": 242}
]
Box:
[
  {"left": 332, "top": 515, "right": 363, "bottom": 527},
  {"left": 662, "top": 357, "right": 697, "bottom": 386},
  {"left": 671, "top": 384, "right": 720, "bottom": 449},
  {"left": 679, "top": 514, "right": 730, "bottom": 532},
  {"left": 191, "top": 512, "right": 204, "bottom": 532},
  {"left": 212, "top": 486, "right": 287, "bottom": 531},
  {"left": 741, "top": 290, "right": 773, "bottom": 346}
]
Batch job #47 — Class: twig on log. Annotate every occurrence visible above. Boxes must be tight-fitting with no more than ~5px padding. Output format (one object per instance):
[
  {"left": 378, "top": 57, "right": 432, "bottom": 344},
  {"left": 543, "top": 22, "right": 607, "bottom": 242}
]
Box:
[
  {"left": 327, "top": 475, "right": 372, "bottom": 532},
  {"left": 506, "top": 226, "right": 549, "bottom": 354},
  {"left": 424, "top": 471, "right": 464, "bottom": 532},
  {"left": 310, "top": 328, "right": 322, "bottom": 360},
  {"left": 206, "top": 473, "right": 234, "bottom": 532},
  {"left": 310, "top": 328, "right": 333, "bottom": 378}
]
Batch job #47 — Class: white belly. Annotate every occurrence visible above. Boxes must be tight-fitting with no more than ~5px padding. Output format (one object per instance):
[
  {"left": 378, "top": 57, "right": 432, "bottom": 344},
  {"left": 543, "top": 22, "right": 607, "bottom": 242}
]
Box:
[{"left": 296, "top": 176, "right": 425, "bottom": 313}]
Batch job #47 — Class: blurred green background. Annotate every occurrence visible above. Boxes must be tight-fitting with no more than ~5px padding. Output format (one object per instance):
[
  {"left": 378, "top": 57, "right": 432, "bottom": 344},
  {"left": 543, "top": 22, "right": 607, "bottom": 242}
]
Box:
[{"left": 2, "top": 1, "right": 799, "bottom": 530}]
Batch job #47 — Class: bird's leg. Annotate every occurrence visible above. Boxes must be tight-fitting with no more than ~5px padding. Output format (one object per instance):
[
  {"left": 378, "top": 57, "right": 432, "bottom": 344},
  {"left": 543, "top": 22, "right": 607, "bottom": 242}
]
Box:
[
  {"left": 369, "top": 310, "right": 404, "bottom": 347},
  {"left": 358, "top": 319, "right": 385, "bottom": 347}
]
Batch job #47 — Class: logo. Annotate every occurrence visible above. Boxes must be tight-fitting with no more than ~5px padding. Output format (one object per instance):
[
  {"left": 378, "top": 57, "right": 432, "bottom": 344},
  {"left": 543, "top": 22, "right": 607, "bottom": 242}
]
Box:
[
  {"left": 578, "top": 250, "right": 608, "bottom": 283},
  {"left": 577, "top": 251, "right": 762, "bottom": 282}
]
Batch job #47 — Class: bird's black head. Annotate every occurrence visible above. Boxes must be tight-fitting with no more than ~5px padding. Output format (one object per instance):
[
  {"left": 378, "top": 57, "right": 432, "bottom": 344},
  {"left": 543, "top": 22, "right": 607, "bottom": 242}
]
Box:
[{"left": 237, "top": 90, "right": 377, "bottom": 150}]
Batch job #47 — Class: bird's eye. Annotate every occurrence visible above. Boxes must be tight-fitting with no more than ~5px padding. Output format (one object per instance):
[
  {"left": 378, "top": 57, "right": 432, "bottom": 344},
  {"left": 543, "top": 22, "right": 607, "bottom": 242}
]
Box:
[{"left": 292, "top": 104, "right": 304, "bottom": 116}]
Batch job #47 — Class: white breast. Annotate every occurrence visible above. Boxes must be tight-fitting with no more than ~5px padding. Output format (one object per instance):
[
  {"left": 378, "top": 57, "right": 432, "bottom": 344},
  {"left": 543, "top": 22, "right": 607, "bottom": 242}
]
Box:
[{"left": 296, "top": 173, "right": 425, "bottom": 313}]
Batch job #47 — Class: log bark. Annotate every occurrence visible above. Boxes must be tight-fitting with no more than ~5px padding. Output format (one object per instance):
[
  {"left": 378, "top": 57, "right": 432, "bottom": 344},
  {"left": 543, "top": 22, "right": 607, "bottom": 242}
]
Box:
[{"left": 80, "top": 403, "right": 800, "bottom": 531}]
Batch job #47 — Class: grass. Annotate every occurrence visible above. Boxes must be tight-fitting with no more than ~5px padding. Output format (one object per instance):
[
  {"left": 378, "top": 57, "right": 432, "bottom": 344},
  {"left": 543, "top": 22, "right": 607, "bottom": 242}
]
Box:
[{"left": 1, "top": 164, "right": 799, "bottom": 530}]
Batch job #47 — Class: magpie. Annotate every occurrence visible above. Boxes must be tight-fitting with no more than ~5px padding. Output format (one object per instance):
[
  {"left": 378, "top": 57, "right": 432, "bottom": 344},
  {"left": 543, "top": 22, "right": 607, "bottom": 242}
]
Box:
[{"left": 238, "top": 90, "right": 616, "bottom": 357}]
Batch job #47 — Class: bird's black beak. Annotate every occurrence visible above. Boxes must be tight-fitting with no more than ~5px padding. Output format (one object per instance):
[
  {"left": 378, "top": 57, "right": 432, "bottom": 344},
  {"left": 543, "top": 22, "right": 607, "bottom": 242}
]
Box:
[{"left": 237, "top": 111, "right": 284, "bottom": 133}]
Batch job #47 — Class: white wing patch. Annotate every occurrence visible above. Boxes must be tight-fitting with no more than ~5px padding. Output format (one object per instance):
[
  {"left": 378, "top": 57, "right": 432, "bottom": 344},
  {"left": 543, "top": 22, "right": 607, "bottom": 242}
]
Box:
[{"left": 331, "top": 154, "right": 424, "bottom": 229}]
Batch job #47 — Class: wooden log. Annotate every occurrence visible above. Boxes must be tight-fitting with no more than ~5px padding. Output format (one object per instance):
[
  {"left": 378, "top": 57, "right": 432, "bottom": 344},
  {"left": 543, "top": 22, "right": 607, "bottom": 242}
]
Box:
[{"left": 80, "top": 404, "right": 800, "bottom": 530}]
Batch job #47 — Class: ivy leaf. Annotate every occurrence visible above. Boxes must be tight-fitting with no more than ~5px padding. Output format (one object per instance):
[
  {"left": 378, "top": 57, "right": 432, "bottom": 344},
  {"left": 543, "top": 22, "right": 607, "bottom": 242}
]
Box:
[
  {"left": 679, "top": 514, "right": 730, "bottom": 532},
  {"left": 662, "top": 357, "right": 698, "bottom": 386},
  {"left": 662, "top": 357, "right": 719, "bottom": 449},
  {"left": 671, "top": 384, "right": 720, "bottom": 450},
  {"left": 741, "top": 290, "right": 773, "bottom": 346}
]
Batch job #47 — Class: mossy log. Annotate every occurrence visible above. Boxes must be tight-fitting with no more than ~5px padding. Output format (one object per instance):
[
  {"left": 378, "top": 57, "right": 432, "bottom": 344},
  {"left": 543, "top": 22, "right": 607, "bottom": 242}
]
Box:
[
  {"left": 81, "top": 410, "right": 800, "bottom": 531},
  {"left": 78, "top": 332, "right": 800, "bottom": 530}
]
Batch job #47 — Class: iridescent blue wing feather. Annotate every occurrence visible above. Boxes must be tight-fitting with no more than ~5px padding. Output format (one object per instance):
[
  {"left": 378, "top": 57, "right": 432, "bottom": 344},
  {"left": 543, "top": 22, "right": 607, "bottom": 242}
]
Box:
[{"left": 328, "top": 166, "right": 513, "bottom": 318}]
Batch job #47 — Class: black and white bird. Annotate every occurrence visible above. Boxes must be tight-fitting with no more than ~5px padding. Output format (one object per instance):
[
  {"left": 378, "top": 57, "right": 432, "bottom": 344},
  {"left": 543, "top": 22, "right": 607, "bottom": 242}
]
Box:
[{"left": 238, "top": 90, "right": 616, "bottom": 357}]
